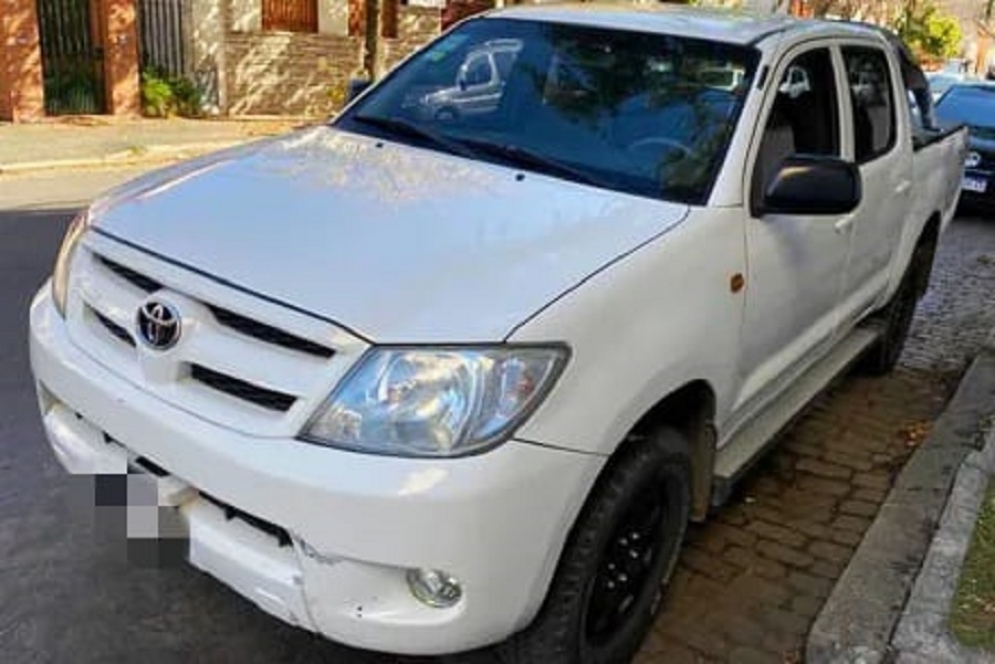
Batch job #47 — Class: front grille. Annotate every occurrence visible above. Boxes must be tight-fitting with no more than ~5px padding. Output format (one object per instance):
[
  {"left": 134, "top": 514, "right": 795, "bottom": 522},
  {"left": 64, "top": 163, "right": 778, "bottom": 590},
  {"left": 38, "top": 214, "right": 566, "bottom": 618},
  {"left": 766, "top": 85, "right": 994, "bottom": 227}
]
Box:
[
  {"left": 97, "top": 254, "right": 334, "bottom": 359},
  {"left": 201, "top": 492, "right": 292, "bottom": 547},
  {"left": 93, "top": 308, "right": 136, "bottom": 347},
  {"left": 190, "top": 364, "right": 296, "bottom": 412},
  {"left": 208, "top": 305, "right": 334, "bottom": 359},
  {"left": 98, "top": 256, "right": 162, "bottom": 293}
]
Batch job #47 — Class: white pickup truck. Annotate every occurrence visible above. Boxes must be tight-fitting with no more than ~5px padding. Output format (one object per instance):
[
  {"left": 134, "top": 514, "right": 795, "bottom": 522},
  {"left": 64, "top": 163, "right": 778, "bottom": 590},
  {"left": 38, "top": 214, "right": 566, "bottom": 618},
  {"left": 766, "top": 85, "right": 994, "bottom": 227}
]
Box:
[{"left": 30, "top": 5, "right": 967, "bottom": 663}]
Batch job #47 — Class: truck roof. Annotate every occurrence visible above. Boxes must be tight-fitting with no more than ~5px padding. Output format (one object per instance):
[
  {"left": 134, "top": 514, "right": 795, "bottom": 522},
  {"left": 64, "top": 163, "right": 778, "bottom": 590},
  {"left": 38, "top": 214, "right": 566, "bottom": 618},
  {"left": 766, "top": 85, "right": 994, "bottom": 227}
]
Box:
[{"left": 489, "top": 3, "right": 884, "bottom": 47}]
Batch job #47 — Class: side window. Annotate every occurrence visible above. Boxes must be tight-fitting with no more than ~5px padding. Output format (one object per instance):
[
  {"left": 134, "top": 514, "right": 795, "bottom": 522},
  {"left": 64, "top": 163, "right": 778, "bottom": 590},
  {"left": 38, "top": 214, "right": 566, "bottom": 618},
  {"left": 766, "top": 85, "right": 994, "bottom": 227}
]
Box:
[
  {"left": 751, "top": 48, "right": 840, "bottom": 213},
  {"left": 843, "top": 47, "right": 896, "bottom": 162}
]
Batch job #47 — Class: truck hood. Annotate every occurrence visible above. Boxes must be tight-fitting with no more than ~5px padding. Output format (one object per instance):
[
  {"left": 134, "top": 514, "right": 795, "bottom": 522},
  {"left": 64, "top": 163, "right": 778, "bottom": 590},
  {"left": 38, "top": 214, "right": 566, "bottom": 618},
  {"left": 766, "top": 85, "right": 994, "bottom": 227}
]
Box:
[{"left": 92, "top": 126, "right": 688, "bottom": 342}]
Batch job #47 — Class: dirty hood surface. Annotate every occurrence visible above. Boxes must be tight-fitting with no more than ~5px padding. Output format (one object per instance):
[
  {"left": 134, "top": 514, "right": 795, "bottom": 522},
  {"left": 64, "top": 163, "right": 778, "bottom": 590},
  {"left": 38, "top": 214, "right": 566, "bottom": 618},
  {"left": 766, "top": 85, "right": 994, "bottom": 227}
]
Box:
[{"left": 93, "top": 126, "right": 689, "bottom": 342}]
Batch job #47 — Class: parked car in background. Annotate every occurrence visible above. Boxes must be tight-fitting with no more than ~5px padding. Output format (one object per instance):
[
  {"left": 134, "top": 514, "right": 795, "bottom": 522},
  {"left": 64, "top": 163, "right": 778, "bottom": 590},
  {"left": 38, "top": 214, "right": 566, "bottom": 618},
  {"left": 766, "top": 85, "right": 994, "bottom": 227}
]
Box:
[
  {"left": 30, "top": 6, "right": 967, "bottom": 662},
  {"left": 927, "top": 72, "right": 965, "bottom": 101},
  {"left": 416, "top": 39, "right": 523, "bottom": 120},
  {"left": 935, "top": 83, "right": 995, "bottom": 211}
]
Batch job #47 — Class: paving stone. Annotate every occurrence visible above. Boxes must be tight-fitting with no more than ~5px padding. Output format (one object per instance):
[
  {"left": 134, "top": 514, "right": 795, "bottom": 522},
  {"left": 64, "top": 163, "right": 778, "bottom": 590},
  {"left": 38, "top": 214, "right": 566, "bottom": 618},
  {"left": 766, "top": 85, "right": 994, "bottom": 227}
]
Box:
[
  {"left": 821, "top": 451, "right": 875, "bottom": 472},
  {"left": 791, "top": 520, "right": 832, "bottom": 540},
  {"left": 756, "top": 541, "right": 815, "bottom": 569},
  {"left": 838, "top": 499, "right": 879, "bottom": 518},
  {"left": 795, "top": 459, "right": 853, "bottom": 480},
  {"left": 852, "top": 472, "right": 893, "bottom": 491},
  {"left": 762, "top": 608, "right": 812, "bottom": 636},
  {"left": 723, "top": 546, "right": 788, "bottom": 580},
  {"left": 852, "top": 487, "right": 888, "bottom": 503},
  {"left": 720, "top": 614, "right": 769, "bottom": 649},
  {"left": 728, "top": 646, "right": 781, "bottom": 664},
  {"left": 830, "top": 528, "right": 863, "bottom": 546},
  {"left": 787, "top": 571, "right": 835, "bottom": 598},
  {"left": 745, "top": 521, "right": 807, "bottom": 549},
  {"left": 794, "top": 476, "right": 851, "bottom": 497},
  {"left": 791, "top": 594, "right": 826, "bottom": 617},
  {"left": 809, "top": 541, "right": 853, "bottom": 565},
  {"left": 809, "top": 559, "right": 846, "bottom": 579},
  {"left": 832, "top": 514, "right": 873, "bottom": 533},
  {"left": 726, "top": 575, "right": 793, "bottom": 608},
  {"left": 681, "top": 547, "right": 740, "bottom": 583}
]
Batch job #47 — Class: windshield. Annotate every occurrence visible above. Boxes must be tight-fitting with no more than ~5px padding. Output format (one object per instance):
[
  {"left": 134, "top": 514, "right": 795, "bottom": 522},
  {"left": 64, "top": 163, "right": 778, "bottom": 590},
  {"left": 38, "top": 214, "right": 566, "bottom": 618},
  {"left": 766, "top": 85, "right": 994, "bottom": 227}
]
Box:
[
  {"left": 336, "top": 18, "right": 759, "bottom": 204},
  {"left": 935, "top": 85, "right": 995, "bottom": 137}
]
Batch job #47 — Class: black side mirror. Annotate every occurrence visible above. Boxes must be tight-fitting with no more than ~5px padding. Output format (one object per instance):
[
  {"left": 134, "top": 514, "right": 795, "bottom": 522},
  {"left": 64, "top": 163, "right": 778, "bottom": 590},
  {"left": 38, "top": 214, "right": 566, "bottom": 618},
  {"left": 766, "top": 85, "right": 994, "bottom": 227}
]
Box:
[
  {"left": 347, "top": 78, "right": 372, "bottom": 103},
  {"left": 763, "top": 155, "right": 862, "bottom": 216}
]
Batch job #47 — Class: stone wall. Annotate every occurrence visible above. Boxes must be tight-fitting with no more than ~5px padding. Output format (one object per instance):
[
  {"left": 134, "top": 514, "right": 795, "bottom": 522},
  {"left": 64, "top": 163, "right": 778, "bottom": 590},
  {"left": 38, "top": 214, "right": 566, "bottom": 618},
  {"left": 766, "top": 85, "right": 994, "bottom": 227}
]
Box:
[
  {"left": 381, "top": 6, "right": 441, "bottom": 72},
  {"left": 223, "top": 2, "right": 440, "bottom": 116},
  {"left": 225, "top": 30, "right": 362, "bottom": 115}
]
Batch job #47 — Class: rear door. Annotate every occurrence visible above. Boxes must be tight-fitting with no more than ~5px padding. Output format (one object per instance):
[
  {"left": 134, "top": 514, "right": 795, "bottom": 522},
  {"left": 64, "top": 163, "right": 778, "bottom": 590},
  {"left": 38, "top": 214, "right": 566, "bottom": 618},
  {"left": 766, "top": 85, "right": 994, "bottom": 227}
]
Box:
[{"left": 837, "top": 43, "right": 913, "bottom": 331}]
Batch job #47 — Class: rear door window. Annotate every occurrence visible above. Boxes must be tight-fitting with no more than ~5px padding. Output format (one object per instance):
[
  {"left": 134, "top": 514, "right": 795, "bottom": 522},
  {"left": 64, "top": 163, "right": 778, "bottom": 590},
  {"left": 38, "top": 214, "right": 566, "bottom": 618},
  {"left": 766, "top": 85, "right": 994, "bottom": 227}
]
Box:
[{"left": 843, "top": 47, "right": 896, "bottom": 163}]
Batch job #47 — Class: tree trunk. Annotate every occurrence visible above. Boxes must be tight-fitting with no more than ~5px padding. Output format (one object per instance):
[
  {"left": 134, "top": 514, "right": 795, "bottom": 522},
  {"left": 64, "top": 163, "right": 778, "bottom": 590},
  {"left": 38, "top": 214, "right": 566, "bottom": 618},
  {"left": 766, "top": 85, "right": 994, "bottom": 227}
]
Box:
[{"left": 364, "top": 0, "right": 381, "bottom": 80}]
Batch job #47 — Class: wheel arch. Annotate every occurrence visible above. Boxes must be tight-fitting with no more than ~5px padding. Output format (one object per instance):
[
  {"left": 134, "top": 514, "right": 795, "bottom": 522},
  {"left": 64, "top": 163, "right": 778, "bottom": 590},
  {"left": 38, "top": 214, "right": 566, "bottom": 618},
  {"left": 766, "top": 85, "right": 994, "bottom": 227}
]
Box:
[
  {"left": 616, "top": 379, "right": 717, "bottom": 522},
  {"left": 913, "top": 212, "right": 941, "bottom": 299}
]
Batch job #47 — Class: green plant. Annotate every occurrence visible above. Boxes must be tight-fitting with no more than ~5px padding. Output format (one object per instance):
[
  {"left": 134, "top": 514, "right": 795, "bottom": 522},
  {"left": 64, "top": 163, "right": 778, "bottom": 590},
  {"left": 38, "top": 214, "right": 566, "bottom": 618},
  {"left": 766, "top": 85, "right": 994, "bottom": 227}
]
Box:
[
  {"left": 141, "top": 70, "right": 173, "bottom": 117},
  {"left": 140, "top": 68, "right": 204, "bottom": 118},
  {"left": 950, "top": 481, "right": 995, "bottom": 651},
  {"left": 896, "top": 2, "right": 963, "bottom": 62}
]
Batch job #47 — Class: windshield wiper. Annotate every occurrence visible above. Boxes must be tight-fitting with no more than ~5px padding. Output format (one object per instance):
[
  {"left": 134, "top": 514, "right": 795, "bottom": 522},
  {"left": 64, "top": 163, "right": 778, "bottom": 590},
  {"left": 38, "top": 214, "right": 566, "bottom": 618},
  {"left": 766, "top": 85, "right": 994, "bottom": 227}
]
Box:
[
  {"left": 352, "top": 114, "right": 478, "bottom": 160},
  {"left": 457, "top": 139, "right": 608, "bottom": 188}
]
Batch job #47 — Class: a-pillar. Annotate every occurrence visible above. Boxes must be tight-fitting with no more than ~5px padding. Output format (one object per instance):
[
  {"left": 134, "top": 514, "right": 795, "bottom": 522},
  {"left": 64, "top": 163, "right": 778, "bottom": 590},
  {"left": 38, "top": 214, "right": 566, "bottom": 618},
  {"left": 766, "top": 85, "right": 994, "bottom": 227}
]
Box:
[{"left": 0, "top": 0, "right": 45, "bottom": 122}]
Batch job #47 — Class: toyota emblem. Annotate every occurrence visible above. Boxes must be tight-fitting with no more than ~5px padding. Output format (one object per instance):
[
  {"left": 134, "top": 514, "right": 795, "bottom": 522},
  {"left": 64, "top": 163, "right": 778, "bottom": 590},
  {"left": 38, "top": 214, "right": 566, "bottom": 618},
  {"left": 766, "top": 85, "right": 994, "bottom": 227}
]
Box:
[
  {"left": 966, "top": 151, "right": 982, "bottom": 169},
  {"left": 136, "top": 300, "right": 181, "bottom": 350}
]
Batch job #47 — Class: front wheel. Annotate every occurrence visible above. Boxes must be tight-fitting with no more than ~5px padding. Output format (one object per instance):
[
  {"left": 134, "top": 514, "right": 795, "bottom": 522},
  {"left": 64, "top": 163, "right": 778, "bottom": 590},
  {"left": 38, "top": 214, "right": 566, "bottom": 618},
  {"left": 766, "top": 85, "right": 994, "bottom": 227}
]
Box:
[{"left": 501, "top": 427, "right": 691, "bottom": 664}]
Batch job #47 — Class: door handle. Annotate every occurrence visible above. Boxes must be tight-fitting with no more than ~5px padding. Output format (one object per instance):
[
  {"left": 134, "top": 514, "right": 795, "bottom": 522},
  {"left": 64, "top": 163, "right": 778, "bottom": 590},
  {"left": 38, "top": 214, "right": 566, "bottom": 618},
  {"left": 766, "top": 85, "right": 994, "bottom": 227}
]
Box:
[
  {"left": 896, "top": 180, "right": 912, "bottom": 195},
  {"left": 834, "top": 214, "right": 856, "bottom": 233}
]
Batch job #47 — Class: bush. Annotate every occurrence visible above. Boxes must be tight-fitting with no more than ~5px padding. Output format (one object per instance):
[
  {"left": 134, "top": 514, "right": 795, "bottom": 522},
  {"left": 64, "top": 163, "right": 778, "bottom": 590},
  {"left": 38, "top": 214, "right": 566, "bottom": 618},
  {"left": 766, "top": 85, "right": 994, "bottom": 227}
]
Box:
[{"left": 141, "top": 69, "right": 204, "bottom": 118}]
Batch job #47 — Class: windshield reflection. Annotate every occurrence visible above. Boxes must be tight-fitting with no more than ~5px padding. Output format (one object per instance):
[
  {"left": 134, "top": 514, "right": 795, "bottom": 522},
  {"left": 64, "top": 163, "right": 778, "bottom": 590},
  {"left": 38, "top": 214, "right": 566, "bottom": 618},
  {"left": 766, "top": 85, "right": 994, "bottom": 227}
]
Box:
[{"left": 336, "top": 18, "right": 759, "bottom": 204}]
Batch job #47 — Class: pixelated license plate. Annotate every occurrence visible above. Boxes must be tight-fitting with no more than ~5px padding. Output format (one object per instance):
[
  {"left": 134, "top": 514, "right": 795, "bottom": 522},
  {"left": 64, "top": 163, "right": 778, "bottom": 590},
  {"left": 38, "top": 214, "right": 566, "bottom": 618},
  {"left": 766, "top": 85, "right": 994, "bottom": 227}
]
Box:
[{"left": 963, "top": 176, "right": 988, "bottom": 194}]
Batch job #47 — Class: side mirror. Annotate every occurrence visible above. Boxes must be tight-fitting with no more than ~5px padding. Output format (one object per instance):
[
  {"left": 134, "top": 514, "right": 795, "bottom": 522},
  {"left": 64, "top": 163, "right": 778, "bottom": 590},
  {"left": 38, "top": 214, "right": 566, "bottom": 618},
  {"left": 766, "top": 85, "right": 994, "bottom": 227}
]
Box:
[
  {"left": 763, "top": 155, "right": 862, "bottom": 216},
  {"left": 347, "top": 78, "right": 372, "bottom": 103}
]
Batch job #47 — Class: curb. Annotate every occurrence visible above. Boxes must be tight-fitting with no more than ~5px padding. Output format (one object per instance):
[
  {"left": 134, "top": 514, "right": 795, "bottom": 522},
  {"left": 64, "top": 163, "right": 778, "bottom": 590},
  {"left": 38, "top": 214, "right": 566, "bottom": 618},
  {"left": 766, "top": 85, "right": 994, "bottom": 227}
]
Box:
[
  {"left": 806, "top": 330, "right": 995, "bottom": 664},
  {"left": 0, "top": 140, "right": 243, "bottom": 174},
  {"left": 890, "top": 427, "right": 995, "bottom": 663}
]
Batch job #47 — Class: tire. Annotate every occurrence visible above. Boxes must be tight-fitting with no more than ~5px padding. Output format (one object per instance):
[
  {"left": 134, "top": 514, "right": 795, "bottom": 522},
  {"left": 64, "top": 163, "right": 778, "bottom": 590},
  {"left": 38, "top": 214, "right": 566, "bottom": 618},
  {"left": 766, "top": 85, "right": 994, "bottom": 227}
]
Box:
[
  {"left": 859, "top": 238, "right": 933, "bottom": 376},
  {"left": 501, "top": 427, "right": 691, "bottom": 664}
]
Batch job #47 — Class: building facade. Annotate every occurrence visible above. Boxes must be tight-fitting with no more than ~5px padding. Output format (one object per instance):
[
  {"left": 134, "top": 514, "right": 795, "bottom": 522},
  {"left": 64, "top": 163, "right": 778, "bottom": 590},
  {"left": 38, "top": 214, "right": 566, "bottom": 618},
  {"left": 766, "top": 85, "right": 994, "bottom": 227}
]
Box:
[{"left": 1, "top": 0, "right": 141, "bottom": 121}]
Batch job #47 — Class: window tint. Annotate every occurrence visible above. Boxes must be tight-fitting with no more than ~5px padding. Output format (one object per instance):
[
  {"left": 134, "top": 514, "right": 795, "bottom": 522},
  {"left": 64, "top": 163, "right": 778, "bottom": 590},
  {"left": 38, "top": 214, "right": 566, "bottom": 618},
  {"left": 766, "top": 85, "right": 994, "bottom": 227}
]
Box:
[
  {"left": 843, "top": 47, "right": 896, "bottom": 162},
  {"left": 341, "top": 19, "right": 760, "bottom": 204},
  {"left": 751, "top": 48, "right": 839, "bottom": 212}
]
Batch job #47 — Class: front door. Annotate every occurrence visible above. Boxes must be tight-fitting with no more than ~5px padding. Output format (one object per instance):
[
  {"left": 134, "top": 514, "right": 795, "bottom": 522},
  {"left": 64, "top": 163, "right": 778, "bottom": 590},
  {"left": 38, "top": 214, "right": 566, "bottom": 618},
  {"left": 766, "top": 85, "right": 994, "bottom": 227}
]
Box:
[
  {"left": 36, "top": 0, "right": 107, "bottom": 115},
  {"left": 731, "top": 44, "right": 853, "bottom": 423}
]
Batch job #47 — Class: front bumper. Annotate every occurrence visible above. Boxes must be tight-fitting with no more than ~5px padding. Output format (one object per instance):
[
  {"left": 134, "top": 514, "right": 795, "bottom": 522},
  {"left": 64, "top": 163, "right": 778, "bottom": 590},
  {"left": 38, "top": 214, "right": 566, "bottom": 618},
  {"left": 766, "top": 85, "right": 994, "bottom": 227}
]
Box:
[{"left": 29, "top": 284, "right": 603, "bottom": 655}]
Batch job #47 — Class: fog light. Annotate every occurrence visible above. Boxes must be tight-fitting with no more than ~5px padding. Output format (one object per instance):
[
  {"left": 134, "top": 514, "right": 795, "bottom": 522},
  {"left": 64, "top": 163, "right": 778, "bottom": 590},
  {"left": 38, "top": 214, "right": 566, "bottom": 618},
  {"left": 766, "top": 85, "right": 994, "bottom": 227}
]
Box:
[{"left": 407, "top": 568, "right": 462, "bottom": 608}]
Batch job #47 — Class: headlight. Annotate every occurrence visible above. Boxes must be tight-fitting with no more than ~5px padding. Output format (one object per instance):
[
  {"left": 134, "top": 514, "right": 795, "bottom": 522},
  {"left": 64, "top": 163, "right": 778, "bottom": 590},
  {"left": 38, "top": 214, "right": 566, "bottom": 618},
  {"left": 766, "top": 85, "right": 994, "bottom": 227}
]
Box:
[
  {"left": 300, "top": 346, "right": 568, "bottom": 457},
  {"left": 52, "top": 210, "right": 89, "bottom": 317}
]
